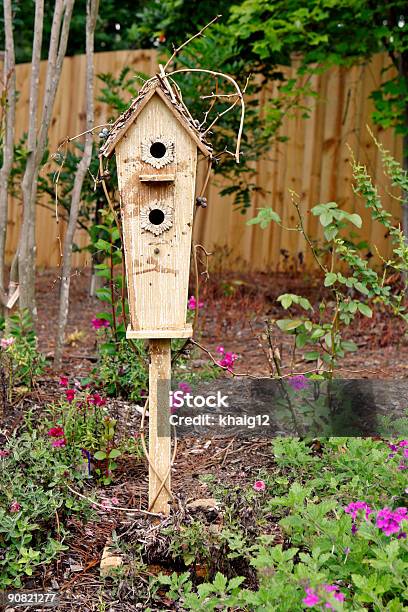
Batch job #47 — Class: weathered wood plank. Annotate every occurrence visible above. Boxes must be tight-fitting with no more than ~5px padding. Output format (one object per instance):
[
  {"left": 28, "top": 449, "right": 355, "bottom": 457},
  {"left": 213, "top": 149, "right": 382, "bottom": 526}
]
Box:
[{"left": 148, "top": 339, "right": 171, "bottom": 514}]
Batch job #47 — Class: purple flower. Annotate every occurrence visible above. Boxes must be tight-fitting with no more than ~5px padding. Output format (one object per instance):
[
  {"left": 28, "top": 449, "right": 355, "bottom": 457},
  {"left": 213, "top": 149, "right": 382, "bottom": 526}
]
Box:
[
  {"left": 288, "top": 375, "right": 309, "bottom": 391},
  {"left": 376, "top": 507, "right": 407, "bottom": 536},
  {"left": 344, "top": 501, "right": 372, "bottom": 521},
  {"left": 303, "top": 588, "right": 320, "bottom": 607},
  {"left": 324, "top": 585, "right": 345, "bottom": 603}
]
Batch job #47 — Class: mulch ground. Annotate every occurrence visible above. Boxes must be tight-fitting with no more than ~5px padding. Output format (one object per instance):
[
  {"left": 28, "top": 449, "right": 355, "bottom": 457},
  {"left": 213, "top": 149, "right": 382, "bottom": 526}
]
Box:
[{"left": 36, "top": 267, "right": 408, "bottom": 379}]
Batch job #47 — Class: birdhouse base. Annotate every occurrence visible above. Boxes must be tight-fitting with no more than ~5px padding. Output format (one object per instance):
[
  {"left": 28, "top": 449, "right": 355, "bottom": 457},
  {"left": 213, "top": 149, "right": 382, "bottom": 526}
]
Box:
[{"left": 126, "top": 325, "right": 193, "bottom": 339}]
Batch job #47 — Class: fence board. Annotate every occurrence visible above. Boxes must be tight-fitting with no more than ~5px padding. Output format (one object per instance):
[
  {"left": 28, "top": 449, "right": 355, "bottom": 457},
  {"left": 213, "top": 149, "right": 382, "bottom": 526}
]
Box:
[{"left": 3, "top": 49, "right": 403, "bottom": 272}]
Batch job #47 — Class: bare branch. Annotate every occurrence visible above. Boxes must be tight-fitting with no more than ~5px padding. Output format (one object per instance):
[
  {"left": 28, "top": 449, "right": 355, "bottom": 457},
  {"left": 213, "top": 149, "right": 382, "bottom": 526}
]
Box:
[
  {"left": 0, "top": 0, "right": 16, "bottom": 298},
  {"left": 167, "top": 68, "right": 245, "bottom": 162},
  {"left": 163, "top": 15, "right": 222, "bottom": 71},
  {"left": 55, "top": 0, "right": 99, "bottom": 366}
]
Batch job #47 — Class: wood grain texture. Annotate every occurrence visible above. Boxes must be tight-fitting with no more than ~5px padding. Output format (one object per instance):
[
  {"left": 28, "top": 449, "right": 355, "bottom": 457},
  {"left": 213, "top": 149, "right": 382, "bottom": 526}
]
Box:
[
  {"left": 116, "top": 93, "right": 197, "bottom": 334},
  {"left": 148, "top": 339, "right": 171, "bottom": 515},
  {"left": 2, "top": 50, "right": 402, "bottom": 271}
]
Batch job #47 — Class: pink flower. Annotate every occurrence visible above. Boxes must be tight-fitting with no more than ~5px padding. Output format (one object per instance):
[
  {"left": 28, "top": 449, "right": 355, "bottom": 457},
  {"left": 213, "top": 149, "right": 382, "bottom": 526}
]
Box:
[
  {"left": 65, "top": 388, "right": 76, "bottom": 402},
  {"left": 111, "top": 497, "right": 119, "bottom": 505},
  {"left": 91, "top": 317, "right": 110, "bottom": 329},
  {"left": 47, "top": 426, "right": 65, "bottom": 438},
  {"left": 399, "top": 440, "right": 408, "bottom": 447},
  {"left": 0, "top": 337, "right": 15, "bottom": 349},
  {"left": 10, "top": 501, "right": 21, "bottom": 513},
  {"left": 376, "top": 507, "right": 407, "bottom": 536},
  {"left": 344, "top": 501, "right": 372, "bottom": 521},
  {"left": 253, "top": 480, "right": 266, "bottom": 492},
  {"left": 303, "top": 588, "right": 320, "bottom": 607},
  {"left": 0, "top": 449, "right": 10, "bottom": 458},
  {"left": 187, "top": 296, "right": 204, "bottom": 310},
  {"left": 59, "top": 376, "right": 69, "bottom": 387},
  {"left": 324, "top": 585, "right": 345, "bottom": 603},
  {"left": 52, "top": 438, "right": 66, "bottom": 448},
  {"left": 216, "top": 346, "right": 238, "bottom": 370},
  {"left": 288, "top": 375, "right": 309, "bottom": 391}
]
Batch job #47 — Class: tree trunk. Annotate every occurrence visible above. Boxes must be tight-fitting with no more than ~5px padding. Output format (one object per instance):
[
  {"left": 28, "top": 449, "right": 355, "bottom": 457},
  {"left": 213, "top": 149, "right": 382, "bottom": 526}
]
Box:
[
  {"left": 18, "top": 0, "right": 74, "bottom": 318},
  {"left": 54, "top": 0, "right": 99, "bottom": 367},
  {"left": 0, "top": 0, "right": 16, "bottom": 306}
]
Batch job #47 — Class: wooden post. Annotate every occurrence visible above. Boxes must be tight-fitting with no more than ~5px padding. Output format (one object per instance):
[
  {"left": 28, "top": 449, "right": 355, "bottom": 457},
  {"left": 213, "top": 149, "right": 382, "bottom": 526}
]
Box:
[{"left": 148, "top": 339, "right": 172, "bottom": 514}]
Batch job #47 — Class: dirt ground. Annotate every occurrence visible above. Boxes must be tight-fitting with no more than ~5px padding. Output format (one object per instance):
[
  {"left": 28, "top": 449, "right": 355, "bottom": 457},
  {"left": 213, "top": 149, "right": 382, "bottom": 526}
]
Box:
[{"left": 36, "top": 267, "right": 408, "bottom": 379}]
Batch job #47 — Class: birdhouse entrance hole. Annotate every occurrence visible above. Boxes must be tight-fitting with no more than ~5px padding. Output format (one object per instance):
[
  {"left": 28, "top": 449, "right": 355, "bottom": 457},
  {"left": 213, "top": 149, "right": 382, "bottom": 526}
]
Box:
[
  {"left": 150, "top": 141, "right": 167, "bottom": 158},
  {"left": 149, "top": 208, "right": 165, "bottom": 225}
]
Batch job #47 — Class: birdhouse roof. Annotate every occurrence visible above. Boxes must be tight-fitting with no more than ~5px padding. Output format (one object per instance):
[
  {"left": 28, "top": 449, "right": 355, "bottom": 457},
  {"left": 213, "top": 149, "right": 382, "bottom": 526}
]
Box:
[{"left": 99, "top": 77, "right": 213, "bottom": 159}]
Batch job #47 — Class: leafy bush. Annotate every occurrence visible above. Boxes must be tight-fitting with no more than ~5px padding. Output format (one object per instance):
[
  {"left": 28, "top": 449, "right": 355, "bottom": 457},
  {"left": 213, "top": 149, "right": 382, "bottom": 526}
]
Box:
[
  {"left": 0, "top": 309, "right": 45, "bottom": 400},
  {"left": 154, "top": 437, "right": 408, "bottom": 611},
  {"left": 45, "top": 378, "right": 143, "bottom": 485},
  {"left": 0, "top": 429, "right": 89, "bottom": 588},
  {"left": 248, "top": 138, "right": 407, "bottom": 377}
]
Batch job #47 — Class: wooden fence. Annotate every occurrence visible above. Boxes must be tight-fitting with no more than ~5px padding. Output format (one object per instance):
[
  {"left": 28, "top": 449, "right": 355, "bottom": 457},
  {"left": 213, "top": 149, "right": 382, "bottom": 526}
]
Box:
[{"left": 4, "top": 49, "right": 403, "bottom": 271}]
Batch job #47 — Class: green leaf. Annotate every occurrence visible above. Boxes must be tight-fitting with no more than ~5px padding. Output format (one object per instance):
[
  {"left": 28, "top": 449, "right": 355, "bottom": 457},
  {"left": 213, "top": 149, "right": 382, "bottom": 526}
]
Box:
[
  {"left": 94, "top": 238, "right": 112, "bottom": 252},
  {"left": 228, "top": 576, "right": 245, "bottom": 590},
  {"left": 276, "top": 319, "right": 303, "bottom": 331},
  {"left": 358, "top": 303, "right": 372, "bottom": 317},
  {"left": 247, "top": 207, "right": 281, "bottom": 228},
  {"left": 324, "top": 225, "right": 338, "bottom": 241},
  {"left": 348, "top": 213, "right": 363, "bottom": 228},
  {"left": 299, "top": 298, "right": 312, "bottom": 311},
  {"left": 341, "top": 340, "right": 358, "bottom": 352},
  {"left": 278, "top": 294, "right": 293, "bottom": 309},
  {"left": 354, "top": 281, "right": 369, "bottom": 295},
  {"left": 310, "top": 328, "right": 325, "bottom": 340},
  {"left": 100, "top": 342, "right": 116, "bottom": 355},
  {"left": 304, "top": 351, "right": 320, "bottom": 361},
  {"left": 94, "top": 451, "right": 107, "bottom": 460},
  {"left": 324, "top": 272, "right": 337, "bottom": 287},
  {"left": 213, "top": 572, "right": 227, "bottom": 592},
  {"left": 296, "top": 333, "right": 308, "bottom": 348},
  {"left": 319, "top": 211, "right": 334, "bottom": 227},
  {"left": 95, "top": 287, "right": 112, "bottom": 303},
  {"left": 108, "top": 449, "right": 121, "bottom": 459}
]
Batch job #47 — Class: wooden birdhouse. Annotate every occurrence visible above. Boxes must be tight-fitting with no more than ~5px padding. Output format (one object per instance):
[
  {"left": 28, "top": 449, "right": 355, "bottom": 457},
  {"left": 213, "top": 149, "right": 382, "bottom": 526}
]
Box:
[{"left": 99, "top": 78, "right": 212, "bottom": 339}]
